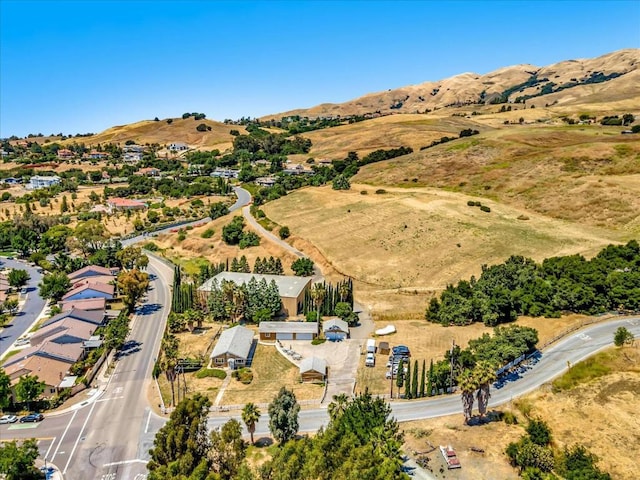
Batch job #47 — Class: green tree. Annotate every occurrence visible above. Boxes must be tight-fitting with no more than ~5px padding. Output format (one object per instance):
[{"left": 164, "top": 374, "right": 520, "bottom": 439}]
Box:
[
  {"left": 405, "top": 361, "right": 412, "bottom": 398},
  {"left": 222, "top": 216, "right": 245, "bottom": 245},
  {"left": 419, "top": 359, "right": 426, "bottom": 398},
  {"left": 473, "top": 360, "right": 496, "bottom": 419},
  {"left": 0, "top": 368, "right": 11, "bottom": 411},
  {"left": 38, "top": 272, "right": 71, "bottom": 301},
  {"left": 71, "top": 219, "right": 110, "bottom": 256},
  {"left": 334, "top": 302, "right": 353, "bottom": 322},
  {"left": 117, "top": 269, "right": 150, "bottom": 311},
  {"left": 310, "top": 283, "right": 326, "bottom": 321},
  {"left": 241, "top": 402, "right": 261, "bottom": 445},
  {"left": 147, "top": 393, "right": 211, "bottom": 479},
  {"left": 278, "top": 226, "right": 290, "bottom": 239},
  {"left": 60, "top": 195, "right": 69, "bottom": 213},
  {"left": 15, "top": 375, "right": 45, "bottom": 410},
  {"left": 411, "top": 360, "right": 419, "bottom": 399},
  {"left": 332, "top": 175, "right": 351, "bottom": 190},
  {"left": 327, "top": 393, "right": 349, "bottom": 422},
  {"left": 104, "top": 310, "right": 130, "bottom": 351},
  {"left": 268, "top": 387, "right": 300, "bottom": 444},
  {"left": 0, "top": 439, "right": 42, "bottom": 480},
  {"left": 40, "top": 224, "right": 72, "bottom": 254},
  {"left": 613, "top": 326, "right": 634, "bottom": 347},
  {"left": 427, "top": 359, "right": 434, "bottom": 396},
  {"left": 8, "top": 269, "right": 30, "bottom": 288},
  {"left": 396, "top": 359, "right": 405, "bottom": 389},
  {"left": 209, "top": 419, "right": 247, "bottom": 479},
  {"left": 116, "top": 245, "right": 149, "bottom": 270},
  {"left": 526, "top": 419, "right": 552, "bottom": 446},
  {"left": 291, "top": 257, "right": 315, "bottom": 276},
  {"left": 457, "top": 369, "right": 477, "bottom": 424},
  {"left": 210, "top": 202, "right": 230, "bottom": 220}
]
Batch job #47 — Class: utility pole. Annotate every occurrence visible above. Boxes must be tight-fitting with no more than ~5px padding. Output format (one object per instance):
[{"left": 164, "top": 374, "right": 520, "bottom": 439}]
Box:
[{"left": 390, "top": 362, "right": 394, "bottom": 399}]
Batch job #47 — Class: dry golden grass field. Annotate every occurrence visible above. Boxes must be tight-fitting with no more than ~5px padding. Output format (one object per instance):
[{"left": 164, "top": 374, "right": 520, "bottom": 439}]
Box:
[
  {"left": 58, "top": 117, "right": 244, "bottom": 151},
  {"left": 262, "top": 184, "right": 621, "bottom": 316},
  {"left": 354, "top": 124, "right": 640, "bottom": 230},
  {"left": 401, "top": 345, "right": 640, "bottom": 480},
  {"left": 152, "top": 212, "right": 299, "bottom": 276}
]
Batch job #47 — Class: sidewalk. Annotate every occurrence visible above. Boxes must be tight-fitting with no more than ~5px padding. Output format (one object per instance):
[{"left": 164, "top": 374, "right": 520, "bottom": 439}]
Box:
[{"left": 35, "top": 458, "right": 64, "bottom": 480}]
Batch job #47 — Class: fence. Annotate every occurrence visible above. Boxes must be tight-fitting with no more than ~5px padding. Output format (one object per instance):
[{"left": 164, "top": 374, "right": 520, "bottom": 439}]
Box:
[
  {"left": 210, "top": 398, "right": 320, "bottom": 413},
  {"left": 538, "top": 312, "right": 621, "bottom": 350}
]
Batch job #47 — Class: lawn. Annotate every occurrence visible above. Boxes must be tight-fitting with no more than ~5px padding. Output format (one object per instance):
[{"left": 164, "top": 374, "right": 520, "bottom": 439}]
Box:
[{"left": 221, "top": 344, "right": 323, "bottom": 405}]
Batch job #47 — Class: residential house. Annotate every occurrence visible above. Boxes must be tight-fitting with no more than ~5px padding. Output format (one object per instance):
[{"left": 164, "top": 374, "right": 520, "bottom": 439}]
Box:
[
  {"left": 29, "top": 318, "right": 97, "bottom": 348},
  {"left": 169, "top": 142, "right": 188, "bottom": 151},
  {"left": 255, "top": 176, "right": 276, "bottom": 187},
  {"left": 135, "top": 167, "right": 160, "bottom": 177},
  {"left": 209, "top": 325, "right": 255, "bottom": 368},
  {"left": 258, "top": 321, "right": 318, "bottom": 341},
  {"left": 106, "top": 197, "right": 147, "bottom": 213},
  {"left": 0, "top": 149, "right": 9, "bottom": 158},
  {"left": 61, "top": 282, "right": 115, "bottom": 302},
  {"left": 57, "top": 149, "right": 75, "bottom": 160},
  {"left": 4, "top": 356, "right": 73, "bottom": 399},
  {"left": 210, "top": 168, "right": 239, "bottom": 179},
  {"left": 2, "top": 177, "right": 21, "bottom": 185},
  {"left": 283, "top": 164, "right": 312, "bottom": 175},
  {"left": 3, "top": 338, "right": 84, "bottom": 369},
  {"left": 84, "top": 150, "right": 109, "bottom": 160},
  {"left": 69, "top": 265, "right": 119, "bottom": 282},
  {"left": 323, "top": 318, "right": 349, "bottom": 341},
  {"left": 199, "top": 272, "right": 312, "bottom": 316},
  {"left": 123, "top": 151, "right": 144, "bottom": 163},
  {"left": 42, "top": 308, "right": 106, "bottom": 328},
  {"left": 188, "top": 164, "right": 205, "bottom": 175},
  {"left": 59, "top": 297, "right": 107, "bottom": 312},
  {"left": 299, "top": 357, "right": 327, "bottom": 383},
  {"left": 29, "top": 175, "right": 61, "bottom": 190}
]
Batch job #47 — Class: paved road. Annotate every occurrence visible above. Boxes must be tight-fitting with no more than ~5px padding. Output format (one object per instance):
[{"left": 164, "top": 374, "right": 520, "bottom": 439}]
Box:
[
  {"left": 207, "top": 317, "right": 640, "bottom": 434},
  {"left": 0, "top": 256, "right": 174, "bottom": 480},
  {"left": 0, "top": 258, "right": 46, "bottom": 357}
]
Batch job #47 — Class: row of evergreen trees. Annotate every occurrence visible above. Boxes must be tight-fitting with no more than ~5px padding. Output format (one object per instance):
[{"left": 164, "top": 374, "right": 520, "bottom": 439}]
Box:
[
  {"left": 426, "top": 240, "right": 640, "bottom": 326},
  {"left": 302, "top": 278, "right": 354, "bottom": 316},
  {"left": 204, "top": 277, "right": 282, "bottom": 323},
  {"left": 229, "top": 255, "right": 284, "bottom": 275},
  {"left": 171, "top": 266, "right": 195, "bottom": 313}
]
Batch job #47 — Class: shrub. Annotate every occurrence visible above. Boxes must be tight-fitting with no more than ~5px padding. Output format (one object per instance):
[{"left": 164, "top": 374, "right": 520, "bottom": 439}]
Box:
[
  {"left": 239, "top": 231, "right": 260, "bottom": 249},
  {"left": 502, "top": 411, "right": 518, "bottom": 425},
  {"left": 480, "top": 205, "right": 491, "bottom": 213},
  {"left": 195, "top": 368, "right": 227, "bottom": 380},
  {"left": 200, "top": 228, "right": 215, "bottom": 239},
  {"left": 311, "top": 338, "right": 326, "bottom": 345},
  {"left": 278, "top": 226, "right": 290, "bottom": 239},
  {"left": 360, "top": 190, "right": 368, "bottom": 195},
  {"left": 375, "top": 189, "right": 387, "bottom": 194},
  {"left": 177, "top": 232, "right": 186, "bottom": 242},
  {"left": 233, "top": 368, "right": 253, "bottom": 384},
  {"left": 143, "top": 241, "right": 159, "bottom": 251},
  {"left": 196, "top": 123, "right": 209, "bottom": 132},
  {"left": 166, "top": 119, "right": 173, "bottom": 124},
  {"left": 467, "top": 200, "right": 476, "bottom": 206}
]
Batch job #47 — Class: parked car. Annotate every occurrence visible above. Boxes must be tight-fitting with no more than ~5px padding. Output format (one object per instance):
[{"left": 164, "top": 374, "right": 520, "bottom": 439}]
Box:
[
  {"left": 15, "top": 337, "right": 30, "bottom": 346},
  {"left": 392, "top": 345, "right": 411, "bottom": 357},
  {"left": 19, "top": 413, "right": 44, "bottom": 423},
  {"left": 365, "top": 353, "right": 375, "bottom": 367},
  {"left": 0, "top": 414, "right": 18, "bottom": 424}
]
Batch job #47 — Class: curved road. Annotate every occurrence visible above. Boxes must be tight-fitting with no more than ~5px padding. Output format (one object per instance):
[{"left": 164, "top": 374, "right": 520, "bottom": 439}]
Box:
[
  {"left": 2, "top": 186, "right": 638, "bottom": 479},
  {"left": 0, "top": 258, "right": 46, "bottom": 357}
]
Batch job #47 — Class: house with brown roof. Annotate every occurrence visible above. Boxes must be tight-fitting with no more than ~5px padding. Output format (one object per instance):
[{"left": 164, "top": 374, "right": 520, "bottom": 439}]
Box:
[
  {"left": 59, "top": 297, "right": 107, "bottom": 312},
  {"left": 30, "top": 318, "right": 97, "bottom": 347},
  {"left": 69, "top": 265, "right": 119, "bottom": 281},
  {"left": 135, "top": 167, "right": 160, "bottom": 177},
  {"left": 4, "top": 356, "right": 73, "bottom": 398},
  {"left": 3, "top": 338, "right": 84, "bottom": 369},
  {"left": 62, "top": 282, "right": 115, "bottom": 302},
  {"left": 57, "top": 148, "right": 75, "bottom": 159},
  {"left": 42, "top": 308, "right": 105, "bottom": 328},
  {"left": 299, "top": 357, "right": 327, "bottom": 383}
]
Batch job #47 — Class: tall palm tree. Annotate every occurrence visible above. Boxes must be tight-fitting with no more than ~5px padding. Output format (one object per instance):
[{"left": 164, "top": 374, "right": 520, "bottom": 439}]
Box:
[
  {"left": 457, "top": 369, "right": 478, "bottom": 424},
  {"left": 161, "top": 334, "right": 179, "bottom": 406},
  {"left": 242, "top": 402, "right": 261, "bottom": 445},
  {"left": 338, "top": 282, "right": 350, "bottom": 303},
  {"left": 473, "top": 361, "right": 497, "bottom": 420},
  {"left": 310, "top": 283, "right": 326, "bottom": 321},
  {"left": 328, "top": 393, "right": 349, "bottom": 422}
]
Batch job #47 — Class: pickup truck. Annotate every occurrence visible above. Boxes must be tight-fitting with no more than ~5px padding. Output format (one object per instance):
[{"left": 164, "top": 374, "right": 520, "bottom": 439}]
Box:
[{"left": 365, "top": 353, "right": 375, "bottom": 367}]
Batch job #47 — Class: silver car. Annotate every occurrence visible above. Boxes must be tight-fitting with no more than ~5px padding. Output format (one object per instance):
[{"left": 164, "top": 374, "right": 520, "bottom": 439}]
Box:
[{"left": 0, "top": 415, "right": 18, "bottom": 424}]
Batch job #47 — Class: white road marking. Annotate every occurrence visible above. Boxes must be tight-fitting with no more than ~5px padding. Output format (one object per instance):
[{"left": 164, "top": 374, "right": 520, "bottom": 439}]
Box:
[
  {"left": 144, "top": 409, "right": 152, "bottom": 434},
  {"left": 64, "top": 395, "right": 98, "bottom": 474},
  {"left": 51, "top": 409, "right": 77, "bottom": 462},
  {"left": 134, "top": 474, "right": 147, "bottom": 480},
  {"left": 96, "top": 396, "right": 125, "bottom": 403},
  {"left": 103, "top": 459, "right": 147, "bottom": 467},
  {"left": 101, "top": 474, "right": 116, "bottom": 480},
  {"left": 43, "top": 436, "right": 56, "bottom": 461}
]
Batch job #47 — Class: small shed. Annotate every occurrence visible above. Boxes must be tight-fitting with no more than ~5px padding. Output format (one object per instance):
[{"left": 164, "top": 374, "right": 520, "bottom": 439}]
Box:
[
  {"left": 299, "top": 356, "right": 327, "bottom": 383},
  {"left": 323, "top": 318, "right": 349, "bottom": 341},
  {"left": 379, "top": 341, "right": 390, "bottom": 355}
]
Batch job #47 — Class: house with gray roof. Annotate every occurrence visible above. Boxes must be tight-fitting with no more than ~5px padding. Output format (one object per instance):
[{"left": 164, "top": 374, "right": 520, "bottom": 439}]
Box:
[
  {"left": 199, "top": 272, "right": 311, "bottom": 316},
  {"left": 323, "top": 318, "right": 350, "bottom": 341},
  {"left": 299, "top": 356, "right": 327, "bottom": 383},
  {"left": 209, "top": 325, "right": 255, "bottom": 368},
  {"left": 258, "top": 321, "right": 318, "bottom": 341}
]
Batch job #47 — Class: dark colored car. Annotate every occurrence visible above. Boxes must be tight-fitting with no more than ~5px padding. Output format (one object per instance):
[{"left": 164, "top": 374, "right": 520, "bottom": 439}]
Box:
[
  {"left": 392, "top": 345, "right": 411, "bottom": 357},
  {"left": 19, "top": 413, "right": 44, "bottom": 423}
]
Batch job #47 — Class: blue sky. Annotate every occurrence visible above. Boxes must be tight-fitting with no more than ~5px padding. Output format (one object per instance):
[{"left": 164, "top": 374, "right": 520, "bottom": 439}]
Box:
[{"left": 1, "top": 0, "right": 639, "bottom": 138}]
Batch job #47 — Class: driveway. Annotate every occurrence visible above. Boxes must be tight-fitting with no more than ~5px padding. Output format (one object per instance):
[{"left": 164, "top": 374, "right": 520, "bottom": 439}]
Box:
[{"left": 284, "top": 337, "right": 364, "bottom": 403}]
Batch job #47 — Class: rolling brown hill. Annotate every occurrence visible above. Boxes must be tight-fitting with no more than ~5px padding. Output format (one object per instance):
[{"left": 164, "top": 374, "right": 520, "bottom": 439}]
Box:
[{"left": 265, "top": 49, "right": 640, "bottom": 119}]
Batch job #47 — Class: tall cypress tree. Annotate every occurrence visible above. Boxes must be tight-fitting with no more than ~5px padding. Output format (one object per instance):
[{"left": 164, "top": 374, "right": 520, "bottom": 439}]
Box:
[
  {"left": 427, "top": 359, "right": 434, "bottom": 397},
  {"left": 419, "top": 359, "right": 426, "bottom": 398},
  {"left": 411, "top": 360, "right": 419, "bottom": 399},
  {"left": 405, "top": 361, "right": 412, "bottom": 399}
]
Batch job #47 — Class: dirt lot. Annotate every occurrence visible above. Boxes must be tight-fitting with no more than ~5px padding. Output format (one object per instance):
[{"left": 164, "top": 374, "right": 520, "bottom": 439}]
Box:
[{"left": 262, "top": 184, "right": 620, "bottom": 317}]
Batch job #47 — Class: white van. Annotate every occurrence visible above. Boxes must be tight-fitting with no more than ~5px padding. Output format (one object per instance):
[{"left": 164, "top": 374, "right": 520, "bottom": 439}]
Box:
[
  {"left": 366, "top": 339, "right": 376, "bottom": 354},
  {"left": 365, "top": 353, "right": 375, "bottom": 367}
]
